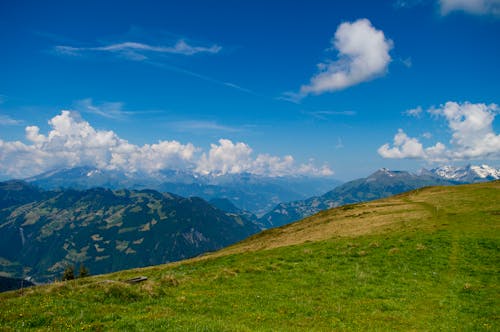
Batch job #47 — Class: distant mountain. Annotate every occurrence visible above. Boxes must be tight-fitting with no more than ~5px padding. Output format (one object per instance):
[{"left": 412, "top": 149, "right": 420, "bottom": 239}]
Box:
[
  {"left": 259, "top": 168, "right": 456, "bottom": 228},
  {"left": 0, "top": 180, "right": 48, "bottom": 210},
  {"left": 26, "top": 167, "right": 342, "bottom": 216},
  {"left": 208, "top": 198, "right": 265, "bottom": 228},
  {"left": 0, "top": 183, "right": 260, "bottom": 282},
  {"left": 0, "top": 276, "right": 34, "bottom": 293},
  {"left": 209, "top": 198, "right": 247, "bottom": 215},
  {"left": 426, "top": 164, "right": 500, "bottom": 183}
]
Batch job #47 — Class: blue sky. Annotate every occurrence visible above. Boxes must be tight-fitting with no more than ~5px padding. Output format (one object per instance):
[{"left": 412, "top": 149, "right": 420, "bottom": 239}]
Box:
[{"left": 0, "top": 0, "right": 499, "bottom": 180}]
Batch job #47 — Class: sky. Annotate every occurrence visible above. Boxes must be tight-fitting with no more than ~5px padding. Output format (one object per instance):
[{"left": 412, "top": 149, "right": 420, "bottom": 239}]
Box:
[{"left": 0, "top": 0, "right": 499, "bottom": 181}]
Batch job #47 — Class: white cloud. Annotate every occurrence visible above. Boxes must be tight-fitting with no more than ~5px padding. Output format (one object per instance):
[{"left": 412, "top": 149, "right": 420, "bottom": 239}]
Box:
[
  {"left": 440, "top": 101, "right": 500, "bottom": 159},
  {"left": 439, "top": 0, "right": 500, "bottom": 15},
  {"left": 195, "top": 139, "right": 333, "bottom": 177},
  {"left": 298, "top": 18, "right": 393, "bottom": 97},
  {"left": 0, "top": 111, "right": 197, "bottom": 178},
  {"left": 55, "top": 39, "right": 221, "bottom": 60},
  {"left": 378, "top": 129, "right": 427, "bottom": 159},
  {"left": 0, "top": 111, "right": 332, "bottom": 178},
  {"left": 196, "top": 139, "right": 253, "bottom": 175},
  {"left": 378, "top": 101, "right": 500, "bottom": 162}
]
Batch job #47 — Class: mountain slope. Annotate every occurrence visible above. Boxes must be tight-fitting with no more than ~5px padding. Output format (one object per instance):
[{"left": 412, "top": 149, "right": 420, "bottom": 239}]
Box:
[
  {"left": 260, "top": 168, "right": 455, "bottom": 228},
  {"left": 0, "top": 276, "right": 34, "bottom": 292},
  {"left": 0, "top": 181, "right": 498, "bottom": 330},
  {"left": 0, "top": 180, "right": 49, "bottom": 210},
  {"left": 0, "top": 185, "right": 260, "bottom": 282}
]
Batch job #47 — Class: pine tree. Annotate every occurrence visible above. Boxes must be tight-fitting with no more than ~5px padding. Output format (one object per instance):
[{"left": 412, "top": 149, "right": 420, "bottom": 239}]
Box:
[
  {"left": 78, "top": 264, "right": 89, "bottom": 278},
  {"left": 62, "top": 265, "right": 75, "bottom": 281}
]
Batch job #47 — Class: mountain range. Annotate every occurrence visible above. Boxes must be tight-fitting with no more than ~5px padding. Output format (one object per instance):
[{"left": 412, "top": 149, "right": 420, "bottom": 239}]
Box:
[
  {"left": 0, "top": 181, "right": 259, "bottom": 282},
  {"left": 260, "top": 165, "right": 499, "bottom": 228},
  {"left": 26, "top": 167, "right": 341, "bottom": 216},
  {"left": 421, "top": 164, "right": 500, "bottom": 182},
  {"left": 1, "top": 164, "right": 497, "bottom": 283}
]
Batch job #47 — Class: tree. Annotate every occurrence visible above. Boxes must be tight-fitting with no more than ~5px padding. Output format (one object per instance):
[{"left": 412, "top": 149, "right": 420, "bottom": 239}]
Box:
[
  {"left": 78, "top": 264, "right": 90, "bottom": 278},
  {"left": 62, "top": 265, "right": 75, "bottom": 281}
]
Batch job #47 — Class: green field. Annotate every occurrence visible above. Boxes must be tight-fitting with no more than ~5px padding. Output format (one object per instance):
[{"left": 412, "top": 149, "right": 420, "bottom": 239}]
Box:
[{"left": 1, "top": 181, "right": 498, "bottom": 331}]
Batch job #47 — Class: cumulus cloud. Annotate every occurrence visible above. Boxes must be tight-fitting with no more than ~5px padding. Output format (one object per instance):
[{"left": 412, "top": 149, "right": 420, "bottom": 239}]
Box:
[
  {"left": 378, "top": 101, "right": 500, "bottom": 162},
  {"left": 0, "top": 111, "right": 332, "bottom": 178},
  {"left": 55, "top": 40, "right": 221, "bottom": 60},
  {"left": 440, "top": 101, "right": 500, "bottom": 159},
  {"left": 439, "top": 0, "right": 500, "bottom": 16},
  {"left": 0, "top": 111, "right": 197, "bottom": 178},
  {"left": 378, "top": 129, "right": 446, "bottom": 160},
  {"left": 196, "top": 139, "right": 333, "bottom": 177},
  {"left": 297, "top": 18, "right": 393, "bottom": 97}
]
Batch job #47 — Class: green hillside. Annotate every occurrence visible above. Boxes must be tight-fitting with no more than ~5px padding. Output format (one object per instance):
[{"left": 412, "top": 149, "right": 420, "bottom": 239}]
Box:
[
  {"left": 0, "top": 181, "right": 498, "bottom": 330},
  {"left": 0, "top": 182, "right": 259, "bottom": 282}
]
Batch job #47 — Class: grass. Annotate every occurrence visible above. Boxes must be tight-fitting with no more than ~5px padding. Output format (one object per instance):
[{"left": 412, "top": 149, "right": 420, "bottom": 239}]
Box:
[{"left": 0, "top": 181, "right": 499, "bottom": 331}]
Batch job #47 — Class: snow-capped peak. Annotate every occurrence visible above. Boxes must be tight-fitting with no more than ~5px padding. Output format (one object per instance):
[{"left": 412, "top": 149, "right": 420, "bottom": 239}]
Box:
[
  {"left": 379, "top": 168, "right": 394, "bottom": 176},
  {"left": 430, "top": 164, "right": 499, "bottom": 182},
  {"left": 469, "top": 165, "right": 500, "bottom": 179},
  {"left": 86, "top": 169, "right": 102, "bottom": 177}
]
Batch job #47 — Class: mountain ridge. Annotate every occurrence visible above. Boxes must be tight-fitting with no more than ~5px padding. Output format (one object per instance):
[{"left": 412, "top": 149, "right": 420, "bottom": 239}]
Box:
[
  {"left": 25, "top": 166, "right": 341, "bottom": 216},
  {"left": 259, "top": 167, "right": 469, "bottom": 228},
  {"left": 0, "top": 183, "right": 260, "bottom": 282}
]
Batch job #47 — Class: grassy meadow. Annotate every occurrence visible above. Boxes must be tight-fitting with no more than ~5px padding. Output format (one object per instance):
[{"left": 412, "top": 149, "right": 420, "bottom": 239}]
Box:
[{"left": 0, "top": 181, "right": 498, "bottom": 331}]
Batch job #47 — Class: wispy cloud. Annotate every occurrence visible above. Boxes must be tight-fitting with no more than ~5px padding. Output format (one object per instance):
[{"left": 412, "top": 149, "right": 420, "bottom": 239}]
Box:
[
  {"left": 439, "top": 0, "right": 500, "bottom": 16},
  {"left": 52, "top": 31, "right": 256, "bottom": 96},
  {"left": 393, "top": 0, "right": 429, "bottom": 9},
  {"left": 403, "top": 106, "right": 423, "bottom": 117},
  {"left": 168, "top": 120, "right": 242, "bottom": 133},
  {"left": 400, "top": 57, "right": 413, "bottom": 68},
  {"left": 0, "top": 114, "right": 23, "bottom": 126},
  {"left": 303, "top": 110, "right": 357, "bottom": 120},
  {"left": 336, "top": 137, "right": 345, "bottom": 149},
  {"left": 55, "top": 40, "right": 221, "bottom": 60},
  {"left": 394, "top": 0, "right": 500, "bottom": 17},
  {"left": 144, "top": 60, "right": 257, "bottom": 96},
  {"left": 222, "top": 82, "right": 257, "bottom": 95},
  {"left": 73, "top": 99, "right": 132, "bottom": 119},
  {"left": 73, "top": 98, "right": 163, "bottom": 120}
]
